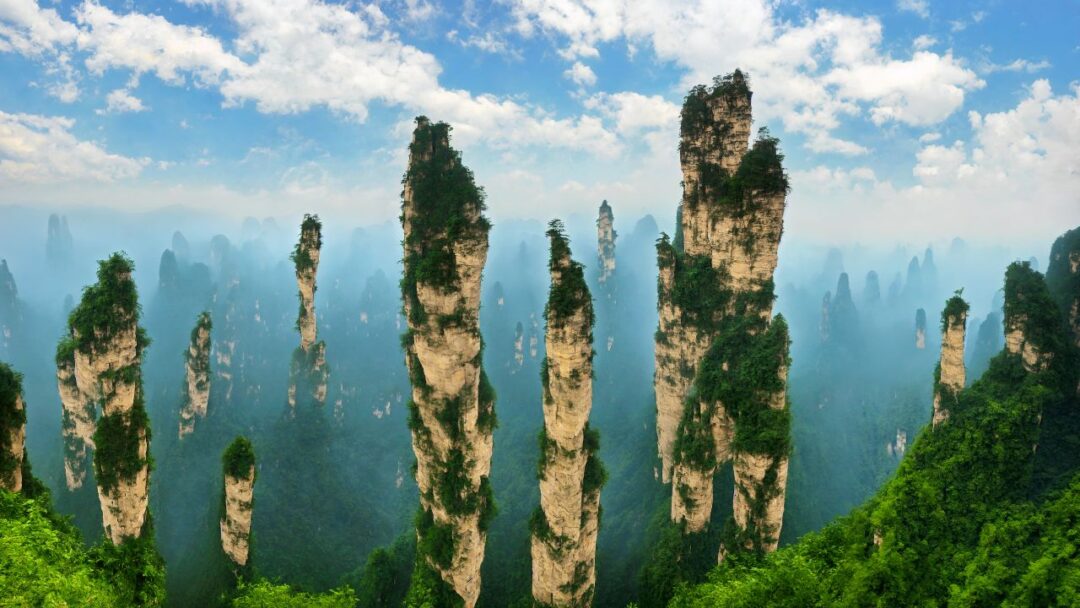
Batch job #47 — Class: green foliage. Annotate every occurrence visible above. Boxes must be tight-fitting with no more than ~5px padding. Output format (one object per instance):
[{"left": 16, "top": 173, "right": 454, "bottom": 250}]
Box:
[
  {"left": 415, "top": 507, "right": 455, "bottom": 570},
  {"left": 477, "top": 369, "right": 498, "bottom": 433},
  {"left": 290, "top": 213, "right": 323, "bottom": 275},
  {"left": 0, "top": 362, "right": 25, "bottom": 487},
  {"left": 68, "top": 253, "right": 143, "bottom": 356},
  {"left": 1005, "top": 261, "right": 1074, "bottom": 376},
  {"left": 671, "top": 317, "right": 1080, "bottom": 606},
  {"left": 88, "top": 522, "right": 167, "bottom": 606},
  {"left": 1045, "top": 226, "right": 1080, "bottom": 323},
  {"left": 545, "top": 219, "right": 595, "bottom": 331},
  {"left": 0, "top": 490, "right": 122, "bottom": 606},
  {"left": 93, "top": 402, "right": 152, "bottom": 495},
  {"left": 582, "top": 424, "right": 608, "bottom": 496},
  {"left": 356, "top": 534, "right": 415, "bottom": 608},
  {"left": 223, "top": 436, "right": 255, "bottom": 479},
  {"left": 231, "top": 580, "right": 354, "bottom": 608},
  {"left": 405, "top": 558, "right": 465, "bottom": 608},
  {"left": 941, "top": 289, "right": 970, "bottom": 331}
]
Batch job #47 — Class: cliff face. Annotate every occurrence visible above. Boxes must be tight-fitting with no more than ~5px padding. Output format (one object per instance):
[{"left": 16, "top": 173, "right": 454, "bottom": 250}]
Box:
[
  {"left": 933, "top": 295, "right": 969, "bottom": 427},
  {"left": 656, "top": 71, "right": 792, "bottom": 553},
  {"left": 221, "top": 437, "right": 256, "bottom": 567},
  {"left": 1004, "top": 262, "right": 1059, "bottom": 372},
  {"left": 401, "top": 117, "right": 495, "bottom": 607},
  {"left": 289, "top": 215, "right": 328, "bottom": 408},
  {"left": 915, "top": 308, "right": 927, "bottom": 350},
  {"left": 66, "top": 254, "right": 151, "bottom": 543},
  {"left": 531, "top": 222, "right": 604, "bottom": 607},
  {"left": 1, "top": 363, "right": 25, "bottom": 493},
  {"left": 0, "top": 260, "right": 16, "bottom": 356},
  {"left": 179, "top": 312, "right": 212, "bottom": 438},
  {"left": 56, "top": 347, "right": 94, "bottom": 490},
  {"left": 597, "top": 200, "right": 616, "bottom": 287},
  {"left": 1046, "top": 227, "right": 1080, "bottom": 356}
]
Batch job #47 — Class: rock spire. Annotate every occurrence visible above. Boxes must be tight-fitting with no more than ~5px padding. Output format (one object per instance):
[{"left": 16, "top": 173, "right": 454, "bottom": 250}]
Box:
[
  {"left": 597, "top": 200, "right": 616, "bottom": 287},
  {"left": 932, "top": 293, "right": 968, "bottom": 427},
  {"left": 0, "top": 362, "right": 26, "bottom": 493},
  {"left": 531, "top": 221, "right": 605, "bottom": 607},
  {"left": 400, "top": 117, "right": 496, "bottom": 607},
  {"left": 221, "top": 436, "right": 256, "bottom": 568},
  {"left": 179, "top": 312, "right": 212, "bottom": 438},
  {"left": 653, "top": 71, "right": 792, "bottom": 554},
  {"left": 915, "top": 308, "right": 927, "bottom": 349},
  {"left": 289, "top": 215, "right": 328, "bottom": 408}
]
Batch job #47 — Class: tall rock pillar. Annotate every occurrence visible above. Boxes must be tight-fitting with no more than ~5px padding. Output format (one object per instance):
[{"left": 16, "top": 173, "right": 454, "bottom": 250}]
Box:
[
  {"left": 179, "top": 312, "right": 212, "bottom": 438},
  {"left": 0, "top": 362, "right": 26, "bottom": 493},
  {"left": 289, "top": 215, "right": 328, "bottom": 408},
  {"left": 933, "top": 293, "right": 968, "bottom": 427},
  {"left": 597, "top": 201, "right": 616, "bottom": 287},
  {"left": 57, "top": 341, "right": 95, "bottom": 490},
  {"left": 67, "top": 254, "right": 152, "bottom": 543},
  {"left": 531, "top": 221, "right": 605, "bottom": 607},
  {"left": 221, "top": 436, "right": 256, "bottom": 568},
  {"left": 653, "top": 71, "right": 792, "bottom": 554},
  {"left": 401, "top": 117, "right": 496, "bottom": 608}
]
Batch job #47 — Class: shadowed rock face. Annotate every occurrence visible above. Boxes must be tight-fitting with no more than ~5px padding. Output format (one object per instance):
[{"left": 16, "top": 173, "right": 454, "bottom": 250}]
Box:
[
  {"left": 933, "top": 296, "right": 969, "bottom": 427},
  {"left": 597, "top": 200, "right": 616, "bottom": 286},
  {"left": 916, "top": 308, "right": 927, "bottom": 349},
  {"left": 66, "top": 254, "right": 151, "bottom": 544},
  {"left": 531, "top": 223, "right": 603, "bottom": 607},
  {"left": 1046, "top": 228, "right": 1080, "bottom": 383},
  {"left": 1, "top": 364, "right": 25, "bottom": 493},
  {"left": 179, "top": 313, "right": 212, "bottom": 438},
  {"left": 401, "top": 117, "right": 494, "bottom": 608},
  {"left": 57, "top": 352, "right": 94, "bottom": 490}
]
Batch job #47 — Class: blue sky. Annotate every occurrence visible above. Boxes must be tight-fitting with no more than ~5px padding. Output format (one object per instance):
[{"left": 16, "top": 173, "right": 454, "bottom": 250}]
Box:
[{"left": 0, "top": 0, "right": 1077, "bottom": 246}]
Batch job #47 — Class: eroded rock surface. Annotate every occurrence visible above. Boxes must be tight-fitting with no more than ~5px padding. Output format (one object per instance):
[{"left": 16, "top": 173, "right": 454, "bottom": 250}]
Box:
[
  {"left": 221, "top": 467, "right": 255, "bottom": 566},
  {"left": 57, "top": 349, "right": 95, "bottom": 490},
  {"left": 0, "top": 364, "right": 25, "bottom": 493},
  {"left": 597, "top": 200, "right": 616, "bottom": 287},
  {"left": 179, "top": 312, "right": 212, "bottom": 438},
  {"left": 289, "top": 215, "right": 328, "bottom": 408},
  {"left": 401, "top": 118, "right": 495, "bottom": 607},
  {"left": 933, "top": 296, "right": 968, "bottom": 427},
  {"left": 531, "top": 222, "right": 603, "bottom": 607}
]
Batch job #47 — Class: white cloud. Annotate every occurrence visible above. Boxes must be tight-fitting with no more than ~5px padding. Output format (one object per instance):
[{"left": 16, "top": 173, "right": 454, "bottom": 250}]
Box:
[
  {"left": 912, "top": 34, "right": 936, "bottom": 50},
  {"left": 981, "top": 58, "right": 1051, "bottom": 74},
  {"left": 897, "top": 0, "right": 929, "bottom": 19},
  {"left": 97, "top": 88, "right": 146, "bottom": 114},
  {"left": 563, "top": 61, "right": 596, "bottom": 86},
  {"left": 446, "top": 29, "right": 519, "bottom": 57},
  {"left": 0, "top": 110, "right": 147, "bottom": 182},
  {"left": 509, "top": 2, "right": 982, "bottom": 154},
  {"left": 918, "top": 131, "right": 941, "bottom": 143}
]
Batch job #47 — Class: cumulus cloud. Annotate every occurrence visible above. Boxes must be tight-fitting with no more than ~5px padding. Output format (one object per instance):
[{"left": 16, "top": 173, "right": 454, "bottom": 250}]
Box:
[
  {"left": 509, "top": 1, "right": 983, "bottom": 154},
  {"left": 980, "top": 58, "right": 1051, "bottom": 74},
  {"left": 563, "top": 61, "right": 596, "bottom": 86},
  {"left": 897, "top": 0, "right": 929, "bottom": 19},
  {"left": 97, "top": 88, "right": 146, "bottom": 114},
  {"left": 0, "top": 110, "right": 147, "bottom": 182}
]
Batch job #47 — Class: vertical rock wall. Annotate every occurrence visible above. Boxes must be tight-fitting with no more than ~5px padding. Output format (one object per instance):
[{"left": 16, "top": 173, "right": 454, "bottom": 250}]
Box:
[
  {"left": 597, "top": 200, "right": 616, "bottom": 286},
  {"left": 0, "top": 363, "right": 26, "bottom": 493},
  {"left": 57, "top": 344, "right": 95, "bottom": 490},
  {"left": 220, "top": 436, "right": 256, "bottom": 567},
  {"left": 67, "top": 254, "right": 151, "bottom": 543},
  {"left": 531, "top": 222, "right": 604, "bottom": 607},
  {"left": 915, "top": 308, "right": 927, "bottom": 349},
  {"left": 655, "top": 71, "right": 792, "bottom": 553},
  {"left": 933, "top": 295, "right": 968, "bottom": 427},
  {"left": 401, "top": 117, "right": 496, "bottom": 608},
  {"left": 1004, "top": 262, "right": 1058, "bottom": 372},
  {"left": 179, "top": 312, "right": 212, "bottom": 438},
  {"left": 289, "top": 215, "right": 328, "bottom": 408}
]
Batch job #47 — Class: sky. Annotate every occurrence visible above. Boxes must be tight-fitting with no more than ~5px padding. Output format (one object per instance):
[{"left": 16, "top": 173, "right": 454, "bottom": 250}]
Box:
[{"left": 0, "top": 0, "right": 1077, "bottom": 247}]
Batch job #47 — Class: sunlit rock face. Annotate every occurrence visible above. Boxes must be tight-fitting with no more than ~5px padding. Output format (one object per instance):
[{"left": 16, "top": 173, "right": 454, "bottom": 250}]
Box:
[
  {"left": 288, "top": 216, "right": 328, "bottom": 408},
  {"left": 179, "top": 312, "right": 212, "bottom": 438},
  {"left": 531, "top": 223, "right": 603, "bottom": 607},
  {"left": 57, "top": 351, "right": 94, "bottom": 490},
  {"left": 401, "top": 118, "right": 495, "bottom": 608},
  {"left": 0, "top": 364, "right": 25, "bottom": 493},
  {"left": 933, "top": 296, "right": 968, "bottom": 427},
  {"left": 656, "top": 71, "right": 792, "bottom": 553},
  {"left": 597, "top": 200, "right": 616, "bottom": 287},
  {"left": 220, "top": 439, "right": 255, "bottom": 569},
  {"left": 66, "top": 255, "right": 151, "bottom": 544}
]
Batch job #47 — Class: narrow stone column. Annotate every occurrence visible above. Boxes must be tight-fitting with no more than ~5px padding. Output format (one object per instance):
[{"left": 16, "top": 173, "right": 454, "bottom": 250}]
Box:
[
  {"left": 221, "top": 436, "right": 256, "bottom": 567},
  {"left": 0, "top": 363, "right": 26, "bottom": 493},
  {"left": 179, "top": 312, "right": 212, "bottom": 438},
  {"left": 933, "top": 294, "right": 968, "bottom": 427}
]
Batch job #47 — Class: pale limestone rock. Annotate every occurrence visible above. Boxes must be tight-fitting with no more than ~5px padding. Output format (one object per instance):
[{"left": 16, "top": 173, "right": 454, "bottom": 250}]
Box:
[
  {"left": 403, "top": 120, "right": 493, "bottom": 608},
  {"left": 57, "top": 355, "right": 94, "bottom": 490},
  {"left": 532, "top": 235, "right": 600, "bottom": 607},
  {"left": 221, "top": 466, "right": 255, "bottom": 566},
  {"left": 933, "top": 308, "right": 966, "bottom": 427},
  {"left": 179, "top": 315, "right": 211, "bottom": 438},
  {"left": 1005, "top": 315, "right": 1050, "bottom": 371},
  {"left": 295, "top": 222, "right": 321, "bottom": 351}
]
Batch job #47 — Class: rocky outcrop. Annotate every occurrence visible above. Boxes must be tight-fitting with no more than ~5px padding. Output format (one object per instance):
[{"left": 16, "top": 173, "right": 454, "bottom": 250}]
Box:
[
  {"left": 57, "top": 342, "right": 95, "bottom": 490},
  {"left": 654, "top": 71, "right": 792, "bottom": 553},
  {"left": 66, "top": 254, "right": 151, "bottom": 543},
  {"left": 1046, "top": 227, "right": 1080, "bottom": 355},
  {"left": 531, "top": 222, "right": 604, "bottom": 607},
  {"left": 513, "top": 322, "right": 525, "bottom": 372},
  {"left": 597, "top": 200, "right": 616, "bottom": 287},
  {"left": 220, "top": 436, "right": 255, "bottom": 567},
  {"left": 0, "top": 363, "right": 26, "bottom": 493},
  {"left": 1004, "top": 262, "right": 1057, "bottom": 372},
  {"left": 46, "top": 213, "right": 74, "bottom": 270},
  {"left": 819, "top": 291, "right": 831, "bottom": 342},
  {"left": 933, "top": 294, "right": 968, "bottom": 427},
  {"left": 0, "top": 260, "right": 16, "bottom": 356},
  {"left": 401, "top": 117, "right": 496, "bottom": 608},
  {"left": 288, "top": 215, "right": 328, "bottom": 408},
  {"left": 915, "top": 308, "right": 927, "bottom": 349},
  {"left": 179, "top": 312, "right": 212, "bottom": 438}
]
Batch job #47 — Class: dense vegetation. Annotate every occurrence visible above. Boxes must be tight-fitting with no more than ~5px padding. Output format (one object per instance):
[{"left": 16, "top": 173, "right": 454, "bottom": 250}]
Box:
[
  {"left": 0, "top": 362, "right": 25, "bottom": 487},
  {"left": 670, "top": 261, "right": 1080, "bottom": 606}
]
